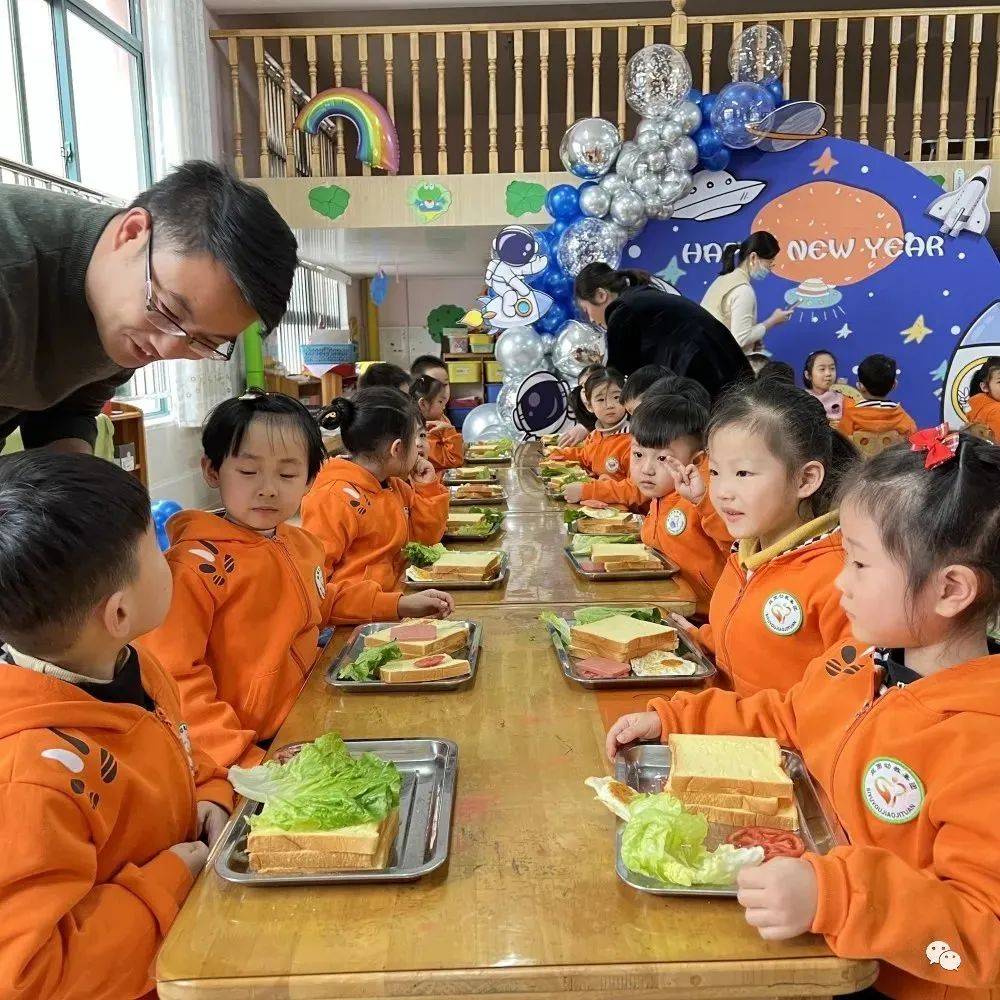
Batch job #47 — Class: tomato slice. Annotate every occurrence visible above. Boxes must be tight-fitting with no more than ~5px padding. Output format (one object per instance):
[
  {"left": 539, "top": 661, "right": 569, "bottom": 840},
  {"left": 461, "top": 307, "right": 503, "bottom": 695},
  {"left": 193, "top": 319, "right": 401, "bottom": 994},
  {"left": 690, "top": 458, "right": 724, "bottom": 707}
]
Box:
[{"left": 414, "top": 654, "right": 447, "bottom": 669}]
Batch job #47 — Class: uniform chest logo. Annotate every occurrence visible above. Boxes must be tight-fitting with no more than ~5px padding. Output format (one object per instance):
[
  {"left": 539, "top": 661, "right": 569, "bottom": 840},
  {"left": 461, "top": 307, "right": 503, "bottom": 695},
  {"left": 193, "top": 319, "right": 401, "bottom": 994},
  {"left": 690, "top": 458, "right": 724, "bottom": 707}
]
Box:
[
  {"left": 315, "top": 566, "right": 327, "bottom": 599},
  {"left": 762, "top": 592, "right": 803, "bottom": 636},
  {"left": 605, "top": 457, "right": 620, "bottom": 474},
  {"left": 862, "top": 757, "right": 924, "bottom": 824},
  {"left": 664, "top": 507, "right": 687, "bottom": 536}
]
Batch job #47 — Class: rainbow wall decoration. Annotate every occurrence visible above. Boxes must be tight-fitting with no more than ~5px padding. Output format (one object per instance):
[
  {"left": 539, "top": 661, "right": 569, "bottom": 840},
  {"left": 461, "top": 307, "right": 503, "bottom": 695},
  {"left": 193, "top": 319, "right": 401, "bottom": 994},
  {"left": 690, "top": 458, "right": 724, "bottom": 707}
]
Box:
[{"left": 294, "top": 88, "right": 400, "bottom": 175}]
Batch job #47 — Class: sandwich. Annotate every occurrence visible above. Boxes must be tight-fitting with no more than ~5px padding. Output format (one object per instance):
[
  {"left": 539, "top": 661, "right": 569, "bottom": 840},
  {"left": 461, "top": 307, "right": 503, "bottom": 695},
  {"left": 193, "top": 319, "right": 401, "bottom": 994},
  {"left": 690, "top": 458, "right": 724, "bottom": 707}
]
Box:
[
  {"left": 447, "top": 466, "right": 496, "bottom": 481},
  {"left": 540, "top": 433, "right": 561, "bottom": 450},
  {"left": 547, "top": 470, "right": 591, "bottom": 494},
  {"left": 409, "top": 550, "right": 502, "bottom": 582},
  {"left": 447, "top": 511, "right": 488, "bottom": 532},
  {"left": 570, "top": 507, "right": 640, "bottom": 536},
  {"left": 363, "top": 618, "right": 470, "bottom": 657},
  {"left": 589, "top": 542, "right": 662, "bottom": 572},
  {"left": 228, "top": 732, "right": 402, "bottom": 873},
  {"left": 568, "top": 613, "right": 679, "bottom": 664},
  {"left": 377, "top": 652, "right": 471, "bottom": 683},
  {"left": 538, "top": 459, "right": 584, "bottom": 477},
  {"left": 664, "top": 734, "right": 798, "bottom": 832},
  {"left": 466, "top": 439, "right": 512, "bottom": 460},
  {"left": 453, "top": 482, "right": 505, "bottom": 500},
  {"left": 445, "top": 507, "right": 504, "bottom": 537}
]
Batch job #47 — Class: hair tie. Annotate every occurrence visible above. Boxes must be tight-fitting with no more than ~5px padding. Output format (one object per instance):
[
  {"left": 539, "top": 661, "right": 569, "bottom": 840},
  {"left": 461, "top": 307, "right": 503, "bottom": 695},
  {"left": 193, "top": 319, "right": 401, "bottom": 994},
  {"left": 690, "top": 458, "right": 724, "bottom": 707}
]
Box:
[{"left": 909, "top": 424, "right": 959, "bottom": 469}]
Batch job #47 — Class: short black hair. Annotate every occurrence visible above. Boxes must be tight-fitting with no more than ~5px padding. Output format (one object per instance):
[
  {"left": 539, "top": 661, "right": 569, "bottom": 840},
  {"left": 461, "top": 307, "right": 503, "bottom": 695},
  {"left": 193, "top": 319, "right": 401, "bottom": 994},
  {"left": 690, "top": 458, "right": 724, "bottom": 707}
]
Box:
[
  {"left": 411, "top": 355, "right": 448, "bottom": 378},
  {"left": 584, "top": 367, "right": 625, "bottom": 400},
  {"left": 203, "top": 391, "right": 326, "bottom": 480},
  {"left": 630, "top": 393, "right": 709, "bottom": 450},
  {"left": 973, "top": 356, "right": 1000, "bottom": 395},
  {"left": 641, "top": 374, "right": 711, "bottom": 412},
  {"left": 621, "top": 364, "right": 674, "bottom": 405},
  {"left": 359, "top": 363, "right": 410, "bottom": 392},
  {"left": 757, "top": 360, "right": 795, "bottom": 385},
  {"left": 857, "top": 353, "right": 898, "bottom": 398},
  {"left": 577, "top": 363, "right": 605, "bottom": 389},
  {"left": 129, "top": 161, "right": 297, "bottom": 333},
  {"left": 409, "top": 374, "right": 448, "bottom": 407},
  {"left": 318, "top": 387, "right": 419, "bottom": 457},
  {"left": 0, "top": 453, "right": 151, "bottom": 655}
]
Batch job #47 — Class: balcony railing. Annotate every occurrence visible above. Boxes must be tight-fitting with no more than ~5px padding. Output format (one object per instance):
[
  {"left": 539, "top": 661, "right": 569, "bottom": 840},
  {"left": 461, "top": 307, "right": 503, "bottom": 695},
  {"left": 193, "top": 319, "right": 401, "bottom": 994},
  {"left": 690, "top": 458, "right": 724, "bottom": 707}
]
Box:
[
  {"left": 211, "top": 2, "right": 1000, "bottom": 180},
  {"left": 0, "top": 156, "right": 123, "bottom": 204}
]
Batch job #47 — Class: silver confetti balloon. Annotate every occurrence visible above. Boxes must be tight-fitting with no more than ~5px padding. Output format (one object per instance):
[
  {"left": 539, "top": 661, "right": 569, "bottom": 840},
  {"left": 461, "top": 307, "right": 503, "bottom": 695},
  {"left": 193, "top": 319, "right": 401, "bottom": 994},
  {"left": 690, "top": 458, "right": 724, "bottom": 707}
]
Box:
[
  {"left": 645, "top": 147, "right": 669, "bottom": 173},
  {"left": 552, "top": 319, "right": 607, "bottom": 380},
  {"left": 672, "top": 99, "right": 703, "bottom": 135},
  {"left": 729, "top": 24, "right": 787, "bottom": 84},
  {"left": 657, "top": 120, "right": 684, "bottom": 145},
  {"left": 578, "top": 183, "right": 612, "bottom": 218},
  {"left": 609, "top": 189, "right": 646, "bottom": 228},
  {"left": 558, "top": 117, "right": 623, "bottom": 179},
  {"left": 625, "top": 44, "right": 692, "bottom": 118},
  {"left": 667, "top": 136, "right": 699, "bottom": 171},
  {"left": 599, "top": 172, "right": 628, "bottom": 196},
  {"left": 556, "top": 217, "right": 623, "bottom": 276},
  {"left": 494, "top": 326, "right": 546, "bottom": 376}
]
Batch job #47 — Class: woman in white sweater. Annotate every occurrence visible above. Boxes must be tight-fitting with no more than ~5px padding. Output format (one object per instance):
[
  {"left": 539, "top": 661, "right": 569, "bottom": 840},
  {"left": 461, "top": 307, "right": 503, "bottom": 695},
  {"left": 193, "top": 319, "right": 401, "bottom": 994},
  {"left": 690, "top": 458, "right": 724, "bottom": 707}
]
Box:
[{"left": 701, "top": 231, "right": 794, "bottom": 352}]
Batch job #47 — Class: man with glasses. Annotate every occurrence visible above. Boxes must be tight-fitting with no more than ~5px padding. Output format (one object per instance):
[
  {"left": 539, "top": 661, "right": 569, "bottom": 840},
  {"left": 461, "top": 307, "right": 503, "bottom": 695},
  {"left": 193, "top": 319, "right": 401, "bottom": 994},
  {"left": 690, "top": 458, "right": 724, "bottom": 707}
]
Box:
[{"left": 0, "top": 160, "right": 298, "bottom": 453}]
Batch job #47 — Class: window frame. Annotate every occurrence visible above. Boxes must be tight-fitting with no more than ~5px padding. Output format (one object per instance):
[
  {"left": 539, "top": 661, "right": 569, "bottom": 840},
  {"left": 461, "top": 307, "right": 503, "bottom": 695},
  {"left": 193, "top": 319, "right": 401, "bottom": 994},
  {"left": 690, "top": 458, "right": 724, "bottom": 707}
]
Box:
[{"left": 4, "top": 0, "right": 151, "bottom": 190}]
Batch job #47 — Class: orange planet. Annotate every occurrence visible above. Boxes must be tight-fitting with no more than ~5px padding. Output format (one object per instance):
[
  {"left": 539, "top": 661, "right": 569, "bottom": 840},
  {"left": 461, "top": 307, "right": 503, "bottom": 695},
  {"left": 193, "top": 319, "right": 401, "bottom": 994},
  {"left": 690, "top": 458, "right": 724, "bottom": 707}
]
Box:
[{"left": 752, "top": 181, "right": 905, "bottom": 286}]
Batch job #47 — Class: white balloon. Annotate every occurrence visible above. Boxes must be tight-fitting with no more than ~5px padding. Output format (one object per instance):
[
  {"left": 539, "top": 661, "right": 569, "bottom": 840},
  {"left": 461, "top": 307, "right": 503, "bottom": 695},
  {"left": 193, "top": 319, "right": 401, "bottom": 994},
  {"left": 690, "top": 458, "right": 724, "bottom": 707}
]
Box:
[
  {"left": 495, "top": 327, "right": 546, "bottom": 376},
  {"left": 625, "top": 44, "right": 692, "bottom": 118},
  {"left": 461, "top": 403, "right": 503, "bottom": 443}
]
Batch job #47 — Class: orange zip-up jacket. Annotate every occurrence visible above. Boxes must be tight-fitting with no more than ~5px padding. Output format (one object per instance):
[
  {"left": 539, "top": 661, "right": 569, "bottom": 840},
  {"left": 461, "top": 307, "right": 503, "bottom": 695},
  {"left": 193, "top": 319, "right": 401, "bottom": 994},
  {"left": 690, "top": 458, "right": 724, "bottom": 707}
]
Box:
[
  {"left": 426, "top": 422, "right": 464, "bottom": 472},
  {"left": 837, "top": 397, "right": 917, "bottom": 437},
  {"left": 965, "top": 392, "right": 1000, "bottom": 439},
  {"left": 139, "top": 511, "right": 333, "bottom": 770},
  {"left": 578, "top": 473, "right": 648, "bottom": 512},
  {"left": 649, "top": 641, "right": 1000, "bottom": 1000},
  {"left": 0, "top": 646, "right": 232, "bottom": 1000},
  {"left": 548, "top": 425, "right": 632, "bottom": 480},
  {"left": 697, "top": 510, "right": 851, "bottom": 696},
  {"left": 301, "top": 456, "right": 449, "bottom": 623}
]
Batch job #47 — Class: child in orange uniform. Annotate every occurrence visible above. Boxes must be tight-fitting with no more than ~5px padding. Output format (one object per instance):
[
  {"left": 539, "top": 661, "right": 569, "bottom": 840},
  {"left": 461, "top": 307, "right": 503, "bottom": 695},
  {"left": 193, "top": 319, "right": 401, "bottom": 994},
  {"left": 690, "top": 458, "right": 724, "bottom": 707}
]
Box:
[
  {"left": 548, "top": 368, "right": 631, "bottom": 480},
  {"left": 303, "top": 387, "right": 452, "bottom": 625},
  {"left": 0, "top": 452, "right": 232, "bottom": 1000},
  {"left": 964, "top": 356, "right": 1000, "bottom": 439},
  {"left": 838, "top": 353, "right": 917, "bottom": 438},
  {"left": 607, "top": 429, "right": 1000, "bottom": 1000},
  {"left": 411, "top": 374, "right": 463, "bottom": 473},
  {"left": 671, "top": 379, "right": 859, "bottom": 696}
]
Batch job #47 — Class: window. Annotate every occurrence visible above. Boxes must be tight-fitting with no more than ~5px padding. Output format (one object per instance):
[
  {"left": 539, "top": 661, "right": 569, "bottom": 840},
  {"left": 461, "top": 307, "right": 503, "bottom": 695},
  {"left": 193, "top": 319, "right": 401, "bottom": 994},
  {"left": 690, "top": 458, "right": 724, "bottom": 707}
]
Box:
[
  {"left": 115, "top": 361, "right": 171, "bottom": 419},
  {"left": 3, "top": 0, "right": 150, "bottom": 199},
  {"left": 266, "top": 264, "right": 349, "bottom": 374}
]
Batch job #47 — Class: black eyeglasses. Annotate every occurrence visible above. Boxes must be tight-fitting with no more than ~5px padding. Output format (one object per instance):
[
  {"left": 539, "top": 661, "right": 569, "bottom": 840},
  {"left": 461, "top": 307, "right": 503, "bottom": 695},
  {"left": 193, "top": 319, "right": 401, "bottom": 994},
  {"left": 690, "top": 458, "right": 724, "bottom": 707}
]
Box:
[{"left": 144, "top": 225, "right": 237, "bottom": 362}]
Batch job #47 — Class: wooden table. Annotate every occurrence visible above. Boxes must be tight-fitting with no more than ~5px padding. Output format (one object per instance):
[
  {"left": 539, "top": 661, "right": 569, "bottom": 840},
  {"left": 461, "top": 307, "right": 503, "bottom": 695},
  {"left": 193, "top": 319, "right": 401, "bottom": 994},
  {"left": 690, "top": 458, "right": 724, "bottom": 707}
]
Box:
[
  {"left": 492, "top": 464, "right": 568, "bottom": 513},
  {"left": 157, "top": 605, "right": 876, "bottom": 999}
]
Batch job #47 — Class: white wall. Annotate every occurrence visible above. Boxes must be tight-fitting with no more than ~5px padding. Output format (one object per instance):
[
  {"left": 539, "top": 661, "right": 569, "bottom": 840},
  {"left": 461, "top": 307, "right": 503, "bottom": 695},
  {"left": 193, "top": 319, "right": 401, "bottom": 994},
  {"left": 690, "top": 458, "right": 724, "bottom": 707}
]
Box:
[{"left": 147, "top": 421, "right": 220, "bottom": 507}]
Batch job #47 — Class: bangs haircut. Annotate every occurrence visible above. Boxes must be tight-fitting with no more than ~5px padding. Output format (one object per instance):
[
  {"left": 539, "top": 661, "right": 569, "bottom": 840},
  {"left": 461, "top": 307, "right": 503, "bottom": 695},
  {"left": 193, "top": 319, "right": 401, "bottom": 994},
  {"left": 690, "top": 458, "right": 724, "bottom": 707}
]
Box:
[
  {"left": 621, "top": 364, "right": 674, "bottom": 405},
  {"left": 630, "top": 394, "right": 708, "bottom": 450}
]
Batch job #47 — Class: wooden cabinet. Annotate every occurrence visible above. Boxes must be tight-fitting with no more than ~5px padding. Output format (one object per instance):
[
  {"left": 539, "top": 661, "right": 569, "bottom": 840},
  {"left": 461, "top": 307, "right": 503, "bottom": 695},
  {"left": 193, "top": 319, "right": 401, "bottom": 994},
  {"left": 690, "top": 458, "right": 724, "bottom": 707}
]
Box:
[{"left": 108, "top": 402, "right": 148, "bottom": 488}]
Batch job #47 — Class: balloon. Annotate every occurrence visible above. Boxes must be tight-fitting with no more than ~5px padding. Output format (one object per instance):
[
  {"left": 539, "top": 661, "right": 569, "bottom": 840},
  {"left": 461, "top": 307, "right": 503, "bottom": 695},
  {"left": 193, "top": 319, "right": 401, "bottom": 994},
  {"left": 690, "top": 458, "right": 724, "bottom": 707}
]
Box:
[
  {"left": 659, "top": 168, "right": 691, "bottom": 206},
  {"left": 711, "top": 82, "right": 775, "bottom": 149},
  {"left": 672, "top": 99, "right": 703, "bottom": 135},
  {"left": 635, "top": 117, "right": 662, "bottom": 137},
  {"left": 549, "top": 218, "right": 570, "bottom": 237},
  {"left": 667, "top": 136, "right": 699, "bottom": 171},
  {"left": 556, "top": 217, "right": 623, "bottom": 276},
  {"left": 545, "top": 183, "right": 581, "bottom": 221},
  {"left": 694, "top": 125, "right": 724, "bottom": 157},
  {"left": 765, "top": 79, "right": 785, "bottom": 105},
  {"left": 461, "top": 403, "right": 504, "bottom": 443},
  {"left": 545, "top": 270, "right": 575, "bottom": 302},
  {"left": 536, "top": 301, "right": 569, "bottom": 335},
  {"left": 658, "top": 120, "right": 684, "bottom": 144},
  {"left": 632, "top": 173, "right": 660, "bottom": 200},
  {"left": 699, "top": 92, "right": 718, "bottom": 119},
  {"left": 636, "top": 129, "right": 662, "bottom": 153},
  {"left": 495, "top": 326, "right": 546, "bottom": 375},
  {"left": 615, "top": 144, "right": 641, "bottom": 180},
  {"left": 687, "top": 87, "right": 704, "bottom": 105},
  {"left": 605, "top": 222, "right": 629, "bottom": 247},
  {"left": 151, "top": 499, "right": 182, "bottom": 552},
  {"left": 703, "top": 148, "right": 731, "bottom": 171},
  {"left": 495, "top": 378, "right": 522, "bottom": 431},
  {"left": 559, "top": 117, "right": 623, "bottom": 179},
  {"left": 551, "top": 319, "right": 607, "bottom": 379},
  {"left": 729, "top": 24, "right": 787, "bottom": 84},
  {"left": 579, "top": 182, "right": 612, "bottom": 218},
  {"left": 625, "top": 44, "right": 692, "bottom": 118},
  {"left": 599, "top": 172, "right": 628, "bottom": 197},
  {"left": 644, "top": 148, "right": 669, "bottom": 173},
  {"left": 609, "top": 189, "right": 646, "bottom": 228},
  {"left": 650, "top": 202, "right": 674, "bottom": 221}
]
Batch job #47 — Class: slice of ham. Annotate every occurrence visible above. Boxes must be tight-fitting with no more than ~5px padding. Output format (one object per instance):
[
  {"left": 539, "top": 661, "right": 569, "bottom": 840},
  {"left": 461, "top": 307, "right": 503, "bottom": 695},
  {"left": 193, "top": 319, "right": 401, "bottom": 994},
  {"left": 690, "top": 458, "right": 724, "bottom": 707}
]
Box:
[
  {"left": 390, "top": 623, "right": 437, "bottom": 641},
  {"left": 580, "top": 499, "right": 609, "bottom": 509},
  {"left": 578, "top": 560, "right": 604, "bottom": 573},
  {"left": 413, "top": 654, "right": 448, "bottom": 668},
  {"left": 575, "top": 656, "right": 631, "bottom": 679}
]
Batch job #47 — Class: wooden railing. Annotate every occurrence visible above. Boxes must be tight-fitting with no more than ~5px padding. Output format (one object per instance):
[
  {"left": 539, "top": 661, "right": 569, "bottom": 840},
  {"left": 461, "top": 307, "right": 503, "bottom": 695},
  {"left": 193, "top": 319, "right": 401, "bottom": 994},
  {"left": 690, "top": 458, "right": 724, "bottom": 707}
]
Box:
[{"left": 211, "top": 3, "right": 1000, "bottom": 179}]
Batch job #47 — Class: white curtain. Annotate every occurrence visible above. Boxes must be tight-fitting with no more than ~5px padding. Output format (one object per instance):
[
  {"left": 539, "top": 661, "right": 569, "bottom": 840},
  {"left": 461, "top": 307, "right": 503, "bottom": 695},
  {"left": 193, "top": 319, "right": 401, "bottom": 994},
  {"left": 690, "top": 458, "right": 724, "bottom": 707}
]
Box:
[{"left": 168, "top": 360, "right": 240, "bottom": 427}]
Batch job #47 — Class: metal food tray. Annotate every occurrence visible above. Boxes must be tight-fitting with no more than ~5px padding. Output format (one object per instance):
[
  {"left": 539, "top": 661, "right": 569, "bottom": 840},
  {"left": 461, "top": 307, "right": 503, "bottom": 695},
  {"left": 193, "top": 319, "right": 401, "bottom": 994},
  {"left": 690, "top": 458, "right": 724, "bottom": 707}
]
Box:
[
  {"left": 563, "top": 545, "right": 679, "bottom": 580},
  {"left": 405, "top": 552, "right": 509, "bottom": 590},
  {"left": 544, "top": 610, "right": 715, "bottom": 689},
  {"left": 215, "top": 737, "right": 458, "bottom": 886},
  {"left": 463, "top": 451, "right": 512, "bottom": 464},
  {"left": 566, "top": 514, "right": 643, "bottom": 536},
  {"left": 448, "top": 486, "right": 508, "bottom": 506},
  {"left": 443, "top": 520, "right": 505, "bottom": 543},
  {"left": 612, "top": 743, "right": 846, "bottom": 898},
  {"left": 326, "top": 621, "right": 483, "bottom": 691},
  {"left": 443, "top": 468, "right": 498, "bottom": 485}
]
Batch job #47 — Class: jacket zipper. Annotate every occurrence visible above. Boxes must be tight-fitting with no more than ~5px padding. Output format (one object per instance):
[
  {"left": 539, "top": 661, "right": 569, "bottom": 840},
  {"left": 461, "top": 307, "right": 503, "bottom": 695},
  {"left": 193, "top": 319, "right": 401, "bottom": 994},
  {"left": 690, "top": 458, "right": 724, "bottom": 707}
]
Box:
[
  {"left": 828, "top": 671, "right": 890, "bottom": 796},
  {"left": 147, "top": 705, "right": 200, "bottom": 832},
  {"left": 719, "top": 559, "right": 760, "bottom": 690},
  {"left": 273, "top": 537, "right": 313, "bottom": 673}
]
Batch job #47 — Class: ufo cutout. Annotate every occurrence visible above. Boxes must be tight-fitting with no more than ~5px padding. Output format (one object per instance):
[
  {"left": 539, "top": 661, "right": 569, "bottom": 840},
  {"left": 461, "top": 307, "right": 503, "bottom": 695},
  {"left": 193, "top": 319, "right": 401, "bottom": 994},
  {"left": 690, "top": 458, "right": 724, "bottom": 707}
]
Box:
[
  {"left": 671, "top": 170, "right": 767, "bottom": 221},
  {"left": 784, "top": 277, "right": 843, "bottom": 309}
]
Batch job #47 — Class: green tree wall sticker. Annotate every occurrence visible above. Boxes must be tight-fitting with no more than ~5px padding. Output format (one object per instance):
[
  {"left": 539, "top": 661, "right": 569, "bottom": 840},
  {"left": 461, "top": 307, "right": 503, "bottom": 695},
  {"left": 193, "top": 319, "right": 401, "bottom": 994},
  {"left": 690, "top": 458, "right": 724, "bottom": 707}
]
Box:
[
  {"left": 427, "top": 304, "right": 466, "bottom": 343},
  {"left": 506, "top": 180, "right": 547, "bottom": 217},
  {"left": 308, "top": 185, "right": 351, "bottom": 220}
]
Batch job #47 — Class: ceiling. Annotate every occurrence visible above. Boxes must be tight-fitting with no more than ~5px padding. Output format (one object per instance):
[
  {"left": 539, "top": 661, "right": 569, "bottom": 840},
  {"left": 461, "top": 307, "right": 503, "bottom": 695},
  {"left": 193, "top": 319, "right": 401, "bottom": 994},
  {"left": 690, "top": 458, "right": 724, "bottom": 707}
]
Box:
[{"left": 294, "top": 225, "right": 495, "bottom": 277}]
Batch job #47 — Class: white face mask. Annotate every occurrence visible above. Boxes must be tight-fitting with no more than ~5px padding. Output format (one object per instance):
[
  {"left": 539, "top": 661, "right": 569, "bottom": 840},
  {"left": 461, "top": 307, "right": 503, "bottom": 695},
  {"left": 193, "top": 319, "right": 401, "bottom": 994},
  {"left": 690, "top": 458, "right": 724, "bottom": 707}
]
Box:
[{"left": 748, "top": 258, "right": 771, "bottom": 281}]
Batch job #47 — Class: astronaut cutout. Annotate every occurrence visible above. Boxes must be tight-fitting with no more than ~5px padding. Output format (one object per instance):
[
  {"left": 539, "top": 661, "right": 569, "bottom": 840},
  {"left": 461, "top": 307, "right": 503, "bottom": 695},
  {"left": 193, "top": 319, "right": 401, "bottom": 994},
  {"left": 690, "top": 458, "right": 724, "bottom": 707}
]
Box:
[{"left": 481, "top": 226, "right": 554, "bottom": 333}]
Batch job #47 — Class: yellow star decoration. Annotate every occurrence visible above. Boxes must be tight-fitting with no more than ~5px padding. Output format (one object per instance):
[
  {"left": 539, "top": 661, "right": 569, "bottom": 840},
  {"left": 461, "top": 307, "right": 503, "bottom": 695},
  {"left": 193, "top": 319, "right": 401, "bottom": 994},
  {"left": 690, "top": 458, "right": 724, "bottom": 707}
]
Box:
[
  {"left": 900, "top": 314, "right": 933, "bottom": 344},
  {"left": 810, "top": 146, "right": 839, "bottom": 175}
]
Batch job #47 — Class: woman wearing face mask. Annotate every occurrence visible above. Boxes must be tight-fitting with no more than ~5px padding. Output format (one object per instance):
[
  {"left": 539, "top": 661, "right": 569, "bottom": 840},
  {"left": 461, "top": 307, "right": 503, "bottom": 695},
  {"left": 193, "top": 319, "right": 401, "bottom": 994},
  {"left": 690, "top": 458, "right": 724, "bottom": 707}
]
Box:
[
  {"left": 575, "top": 263, "right": 752, "bottom": 403},
  {"left": 701, "top": 231, "right": 795, "bottom": 353}
]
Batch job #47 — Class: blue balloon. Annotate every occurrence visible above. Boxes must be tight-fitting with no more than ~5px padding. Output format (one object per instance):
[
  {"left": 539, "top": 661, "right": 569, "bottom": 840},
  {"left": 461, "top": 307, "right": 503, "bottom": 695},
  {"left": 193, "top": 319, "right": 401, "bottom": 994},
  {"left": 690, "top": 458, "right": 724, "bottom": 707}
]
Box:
[
  {"left": 699, "top": 92, "right": 718, "bottom": 119},
  {"left": 536, "top": 301, "right": 568, "bottom": 334},
  {"left": 711, "top": 82, "right": 775, "bottom": 150},
  {"left": 765, "top": 79, "right": 784, "bottom": 105},
  {"left": 545, "top": 183, "right": 581, "bottom": 222},
  {"left": 703, "top": 148, "right": 731, "bottom": 171},
  {"left": 549, "top": 218, "right": 570, "bottom": 238},
  {"left": 546, "top": 271, "right": 575, "bottom": 303},
  {"left": 693, "top": 125, "right": 724, "bottom": 158},
  {"left": 687, "top": 87, "right": 704, "bottom": 105}
]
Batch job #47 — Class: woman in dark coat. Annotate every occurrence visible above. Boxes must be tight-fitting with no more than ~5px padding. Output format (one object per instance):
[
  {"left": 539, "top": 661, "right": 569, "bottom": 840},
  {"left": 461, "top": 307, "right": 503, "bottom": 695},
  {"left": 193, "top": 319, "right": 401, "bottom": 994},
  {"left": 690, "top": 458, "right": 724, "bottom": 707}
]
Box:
[{"left": 574, "top": 263, "right": 752, "bottom": 401}]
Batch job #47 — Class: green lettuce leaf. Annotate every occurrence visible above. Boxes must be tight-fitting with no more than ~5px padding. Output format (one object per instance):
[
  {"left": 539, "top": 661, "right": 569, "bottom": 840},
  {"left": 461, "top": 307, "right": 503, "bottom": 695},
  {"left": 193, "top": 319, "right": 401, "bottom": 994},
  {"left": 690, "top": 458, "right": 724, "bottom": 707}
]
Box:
[
  {"left": 539, "top": 611, "right": 571, "bottom": 649},
  {"left": 229, "top": 732, "right": 402, "bottom": 832},
  {"left": 403, "top": 542, "right": 447, "bottom": 567},
  {"left": 452, "top": 507, "right": 505, "bottom": 535},
  {"left": 563, "top": 507, "right": 588, "bottom": 526},
  {"left": 620, "top": 793, "right": 763, "bottom": 887},
  {"left": 574, "top": 606, "right": 664, "bottom": 626},
  {"left": 570, "top": 533, "right": 638, "bottom": 556},
  {"left": 339, "top": 642, "right": 402, "bottom": 681}
]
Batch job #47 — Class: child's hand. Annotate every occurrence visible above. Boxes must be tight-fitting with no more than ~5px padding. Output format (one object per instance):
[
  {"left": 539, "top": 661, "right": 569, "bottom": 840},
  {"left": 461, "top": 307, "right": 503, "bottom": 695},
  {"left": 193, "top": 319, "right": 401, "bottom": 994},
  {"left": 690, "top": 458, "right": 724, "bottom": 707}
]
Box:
[
  {"left": 426, "top": 419, "right": 451, "bottom": 433},
  {"left": 170, "top": 840, "right": 210, "bottom": 879},
  {"left": 399, "top": 589, "right": 455, "bottom": 618},
  {"left": 737, "top": 857, "right": 818, "bottom": 940},
  {"left": 664, "top": 455, "right": 705, "bottom": 504},
  {"left": 605, "top": 711, "right": 662, "bottom": 761},
  {"left": 197, "top": 801, "right": 229, "bottom": 848},
  {"left": 558, "top": 425, "right": 588, "bottom": 447},
  {"left": 668, "top": 612, "right": 696, "bottom": 633},
  {"left": 562, "top": 482, "right": 585, "bottom": 503},
  {"left": 411, "top": 457, "right": 438, "bottom": 485}
]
